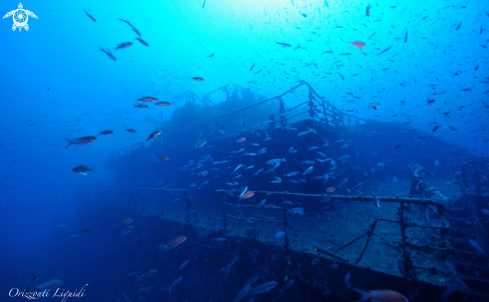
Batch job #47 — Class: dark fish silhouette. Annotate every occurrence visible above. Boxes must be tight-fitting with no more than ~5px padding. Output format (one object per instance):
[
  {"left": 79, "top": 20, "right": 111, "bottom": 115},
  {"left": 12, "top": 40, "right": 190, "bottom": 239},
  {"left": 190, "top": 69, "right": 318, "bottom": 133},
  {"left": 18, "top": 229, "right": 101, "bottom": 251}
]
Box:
[
  {"left": 118, "top": 18, "right": 141, "bottom": 36},
  {"left": 83, "top": 9, "right": 96, "bottom": 22}
]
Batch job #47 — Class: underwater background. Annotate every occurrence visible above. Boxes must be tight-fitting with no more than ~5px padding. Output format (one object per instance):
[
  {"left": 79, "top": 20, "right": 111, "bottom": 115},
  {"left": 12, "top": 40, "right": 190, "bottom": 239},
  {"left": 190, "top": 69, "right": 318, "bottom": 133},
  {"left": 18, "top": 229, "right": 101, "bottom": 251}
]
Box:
[{"left": 1, "top": 0, "right": 489, "bottom": 301}]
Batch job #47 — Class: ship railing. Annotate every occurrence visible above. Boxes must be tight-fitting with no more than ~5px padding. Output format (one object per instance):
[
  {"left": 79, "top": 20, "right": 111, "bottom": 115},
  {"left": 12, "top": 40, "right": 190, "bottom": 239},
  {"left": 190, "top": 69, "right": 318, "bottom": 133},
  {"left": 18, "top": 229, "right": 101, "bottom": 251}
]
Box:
[{"left": 106, "top": 81, "right": 367, "bottom": 165}]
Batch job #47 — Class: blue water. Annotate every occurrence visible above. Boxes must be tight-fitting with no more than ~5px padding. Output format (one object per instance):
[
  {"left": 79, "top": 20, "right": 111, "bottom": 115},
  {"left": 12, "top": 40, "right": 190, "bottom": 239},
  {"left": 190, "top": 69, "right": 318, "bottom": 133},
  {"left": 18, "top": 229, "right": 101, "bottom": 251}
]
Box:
[{"left": 1, "top": 0, "right": 488, "bottom": 301}]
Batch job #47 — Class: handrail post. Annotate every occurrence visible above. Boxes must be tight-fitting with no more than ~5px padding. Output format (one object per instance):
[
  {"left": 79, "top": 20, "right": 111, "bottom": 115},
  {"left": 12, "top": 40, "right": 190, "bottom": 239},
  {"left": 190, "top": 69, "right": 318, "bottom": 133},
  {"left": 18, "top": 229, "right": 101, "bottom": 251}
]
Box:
[{"left": 279, "top": 97, "right": 286, "bottom": 127}]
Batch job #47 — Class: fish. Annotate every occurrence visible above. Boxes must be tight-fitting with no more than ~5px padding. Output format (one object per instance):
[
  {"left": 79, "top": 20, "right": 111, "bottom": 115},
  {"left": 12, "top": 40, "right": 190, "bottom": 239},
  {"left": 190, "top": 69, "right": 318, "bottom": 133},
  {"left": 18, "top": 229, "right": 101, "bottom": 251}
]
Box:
[
  {"left": 155, "top": 101, "right": 171, "bottom": 106},
  {"left": 192, "top": 77, "right": 204, "bottom": 81},
  {"left": 377, "top": 46, "right": 392, "bottom": 55},
  {"left": 221, "top": 255, "right": 239, "bottom": 273},
  {"left": 178, "top": 260, "right": 189, "bottom": 271},
  {"left": 353, "top": 289, "right": 409, "bottom": 302},
  {"left": 126, "top": 129, "right": 137, "bottom": 133},
  {"left": 134, "top": 104, "right": 148, "bottom": 108},
  {"left": 447, "top": 123, "right": 457, "bottom": 131},
  {"left": 276, "top": 42, "right": 291, "bottom": 48},
  {"left": 366, "top": 6, "right": 371, "bottom": 17},
  {"left": 249, "top": 64, "right": 255, "bottom": 71},
  {"left": 136, "top": 37, "right": 149, "bottom": 46},
  {"left": 113, "top": 218, "right": 133, "bottom": 227},
  {"left": 469, "top": 239, "right": 485, "bottom": 255},
  {"left": 118, "top": 18, "right": 141, "bottom": 36},
  {"left": 207, "top": 53, "right": 215, "bottom": 57},
  {"left": 270, "top": 177, "right": 282, "bottom": 184},
  {"left": 249, "top": 281, "right": 277, "bottom": 294},
  {"left": 239, "top": 186, "right": 248, "bottom": 197},
  {"left": 99, "top": 129, "right": 113, "bottom": 135},
  {"left": 202, "top": 0, "right": 206, "bottom": 9},
  {"left": 351, "top": 41, "right": 366, "bottom": 48},
  {"left": 65, "top": 135, "right": 97, "bottom": 149},
  {"left": 347, "top": 182, "right": 363, "bottom": 194},
  {"left": 234, "top": 164, "right": 243, "bottom": 172},
  {"left": 337, "top": 178, "right": 348, "bottom": 187},
  {"left": 79, "top": 228, "right": 92, "bottom": 233},
  {"left": 83, "top": 9, "right": 96, "bottom": 22},
  {"left": 146, "top": 131, "right": 161, "bottom": 141},
  {"left": 327, "top": 187, "right": 336, "bottom": 192},
  {"left": 372, "top": 191, "right": 380, "bottom": 208},
  {"left": 234, "top": 285, "right": 251, "bottom": 302},
  {"left": 432, "top": 125, "right": 439, "bottom": 132},
  {"left": 114, "top": 42, "right": 133, "bottom": 51},
  {"left": 72, "top": 165, "right": 92, "bottom": 173},
  {"left": 279, "top": 279, "right": 294, "bottom": 293},
  {"left": 99, "top": 46, "right": 117, "bottom": 61},
  {"left": 303, "top": 166, "right": 314, "bottom": 175},
  {"left": 34, "top": 279, "right": 64, "bottom": 291},
  {"left": 237, "top": 137, "right": 246, "bottom": 143},
  {"left": 137, "top": 269, "right": 157, "bottom": 281},
  {"left": 266, "top": 158, "right": 286, "bottom": 165},
  {"left": 276, "top": 231, "right": 285, "bottom": 238},
  {"left": 168, "top": 277, "right": 183, "bottom": 294},
  {"left": 159, "top": 236, "right": 187, "bottom": 251},
  {"left": 138, "top": 96, "right": 158, "bottom": 102},
  {"left": 122, "top": 226, "right": 134, "bottom": 235},
  {"left": 455, "top": 22, "right": 461, "bottom": 31},
  {"left": 240, "top": 191, "right": 254, "bottom": 200},
  {"left": 28, "top": 271, "right": 44, "bottom": 283},
  {"left": 157, "top": 156, "right": 170, "bottom": 161}
]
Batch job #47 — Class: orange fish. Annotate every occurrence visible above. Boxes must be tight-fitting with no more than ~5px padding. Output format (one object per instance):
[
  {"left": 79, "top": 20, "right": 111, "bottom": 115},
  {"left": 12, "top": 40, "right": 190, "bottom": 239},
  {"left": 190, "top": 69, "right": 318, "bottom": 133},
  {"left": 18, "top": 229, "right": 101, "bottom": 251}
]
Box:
[
  {"left": 327, "top": 187, "right": 336, "bottom": 192},
  {"left": 351, "top": 41, "right": 366, "bottom": 48},
  {"left": 240, "top": 191, "right": 254, "bottom": 200},
  {"left": 146, "top": 130, "right": 161, "bottom": 141},
  {"left": 197, "top": 140, "right": 207, "bottom": 147},
  {"left": 200, "top": 171, "right": 209, "bottom": 176},
  {"left": 237, "top": 137, "right": 246, "bottom": 143},
  {"left": 160, "top": 236, "right": 187, "bottom": 251},
  {"left": 366, "top": 6, "right": 371, "bottom": 17},
  {"left": 192, "top": 77, "right": 204, "bottom": 81},
  {"left": 370, "top": 104, "right": 378, "bottom": 110},
  {"left": 114, "top": 219, "right": 133, "bottom": 227},
  {"left": 158, "top": 156, "right": 170, "bottom": 161},
  {"left": 354, "top": 288, "right": 408, "bottom": 302},
  {"left": 139, "top": 269, "right": 157, "bottom": 281}
]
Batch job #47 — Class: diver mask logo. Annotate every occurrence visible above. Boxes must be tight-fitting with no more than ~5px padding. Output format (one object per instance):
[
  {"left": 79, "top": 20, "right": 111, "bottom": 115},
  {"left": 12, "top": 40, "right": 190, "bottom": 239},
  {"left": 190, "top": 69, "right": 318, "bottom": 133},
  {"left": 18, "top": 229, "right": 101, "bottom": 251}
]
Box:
[{"left": 2, "top": 3, "right": 38, "bottom": 32}]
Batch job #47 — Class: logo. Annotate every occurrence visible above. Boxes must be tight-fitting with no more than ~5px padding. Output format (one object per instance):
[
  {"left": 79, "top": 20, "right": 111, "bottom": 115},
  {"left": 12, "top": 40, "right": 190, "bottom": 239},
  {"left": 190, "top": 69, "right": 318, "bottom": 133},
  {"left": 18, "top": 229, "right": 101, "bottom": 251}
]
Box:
[{"left": 3, "top": 3, "right": 38, "bottom": 32}]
